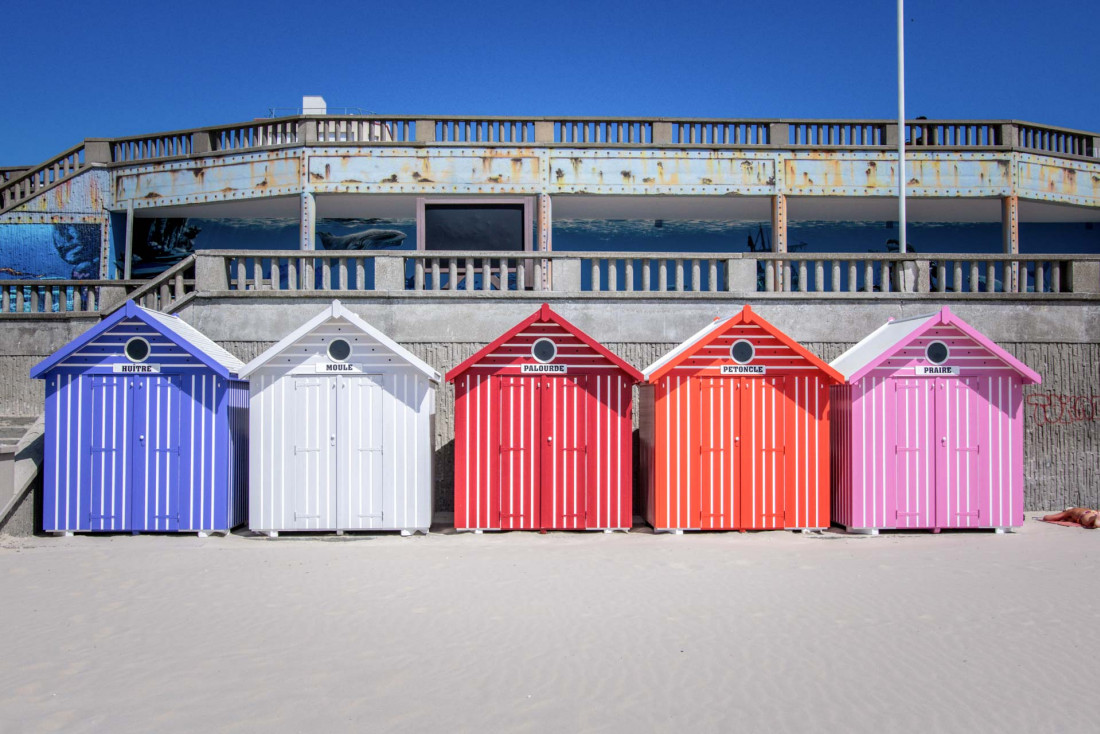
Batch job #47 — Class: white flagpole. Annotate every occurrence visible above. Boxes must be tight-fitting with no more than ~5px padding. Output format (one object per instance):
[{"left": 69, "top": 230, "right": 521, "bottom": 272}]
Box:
[{"left": 898, "top": 0, "right": 907, "bottom": 253}]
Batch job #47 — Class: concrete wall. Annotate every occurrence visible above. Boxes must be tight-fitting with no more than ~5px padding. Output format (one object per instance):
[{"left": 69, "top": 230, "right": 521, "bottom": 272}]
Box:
[{"left": 2, "top": 298, "right": 1096, "bottom": 522}]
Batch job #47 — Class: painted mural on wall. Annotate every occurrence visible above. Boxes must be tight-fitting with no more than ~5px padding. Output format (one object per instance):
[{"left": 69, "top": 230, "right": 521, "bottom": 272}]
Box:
[
  {"left": 0, "top": 223, "right": 101, "bottom": 280},
  {"left": 122, "top": 217, "right": 415, "bottom": 277}
]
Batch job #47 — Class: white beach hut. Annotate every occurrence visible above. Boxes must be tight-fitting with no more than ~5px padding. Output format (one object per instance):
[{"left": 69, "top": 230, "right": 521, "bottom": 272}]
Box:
[{"left": 240, "top": 300, "right": 439, "bottom": 536}]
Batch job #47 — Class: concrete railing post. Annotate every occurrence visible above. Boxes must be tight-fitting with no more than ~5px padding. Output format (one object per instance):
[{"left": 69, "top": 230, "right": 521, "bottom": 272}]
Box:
[
  {"left": 192, "top": 131, "right": 213, "bottom": 155},
  {"left": 1069, "top": 260, "right": 1100, "bottom": 294},
  {"left": 535, "top": 121, "right": 555, "bottom": 144},
  {"left": 375, "top": 256, "right": 407, "bottom": 291},
  {"left": 653, "top": 122, "right": 672, "bottom": 145},
  {"left": 299, "top": 119, "right": 319, "bottom": 144},
  {"left": 195, "top": 254, "right": 229, "bottom": 291},
  {"left": 83, "top": 139, "right": 112, "bottom": 164},
  {"left": 768, "top": 122, "right": 790, "bottom": 146},
  {"left": 885, "top": 123, "right": 899, "bottom": 147},
  {"left": 96, "top": 285, "right": 130, "bottom": 311},
  {"left": 1001, "top": 123, "right": 1019, "bottom": 149},
  {"left": 0, "top": 445, "right": 16, "bottom": 501},
  {"left": 415, "top": 120, "right": 435, "bottom": 143},
  {"left": 551, "top": 258, "right": 581, "bottom": 291},
  {"left": 894, "top": 260, "right": 921, "bottom": 293},
  {"left": 727, "top": 257, "right": 757, "bottom": 293}
]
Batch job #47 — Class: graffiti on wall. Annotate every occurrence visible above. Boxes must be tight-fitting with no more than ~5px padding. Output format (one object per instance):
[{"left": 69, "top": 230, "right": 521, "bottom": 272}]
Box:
[
  {"left": 0, "top": 223, "right": 101, "bottom": 279},
  {"left": 1027, "top": 393, "right": 1100, "bottom": 426}
]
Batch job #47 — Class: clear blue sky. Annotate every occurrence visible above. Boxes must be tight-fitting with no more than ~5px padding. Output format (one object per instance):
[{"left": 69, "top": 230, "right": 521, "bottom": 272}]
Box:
[{"left": 4, "top": 0, "right": 1098, "bottom": 165}]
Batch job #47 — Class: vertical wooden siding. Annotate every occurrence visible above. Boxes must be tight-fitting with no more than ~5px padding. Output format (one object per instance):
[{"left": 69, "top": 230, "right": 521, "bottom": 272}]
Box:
[
  {"left": 841, "top": 322, "right": 1029, "bottom": 531},
  {"left": 453, "top": 319, "right": 633, "bottom": 531},
  {"left": 42, "top": 318, "right": 239, "bottom": 533}
]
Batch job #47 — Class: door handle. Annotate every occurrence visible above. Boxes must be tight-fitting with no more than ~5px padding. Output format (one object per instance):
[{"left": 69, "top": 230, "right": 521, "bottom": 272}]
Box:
[
  {"left": 138, "top": 435, "right": 145, "bottom": 445},
  {"left": 331, "top": 435, "right": 337, "bottom": 446},
  {"left": 546, "top": 436, "right": 553, "bottom": 444},
  {"left": 941, "top": 436, "right": 947, "bottom": 446}
]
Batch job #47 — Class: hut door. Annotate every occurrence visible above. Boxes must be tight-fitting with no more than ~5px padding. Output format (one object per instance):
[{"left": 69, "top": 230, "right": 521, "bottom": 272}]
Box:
[
  {"left": 292, "top": 377, "right": 336, "bottom": 529},
  {"left": 939, "top": 378, "right": 983, "bottom": 528},
  {"left": 541, "top": 376, "right": 587, "bottom": 530},
  {"left": 499, "top": 377, "right": 538, "bottom": 529},
  {"left": 740, "top": 377, "right": 786, "bottom": 529},
  {"left": 87, "top": 376, "right": 130, "bottom": 531},
  {"left": 698, "top": 377, "right": 736, "bottom": 529},
  {"left": 341, "top": 375, "right": 385, "bottom": 529},
  {"left": 892, "top": 379, "right": 935, "bottom": 528},
  {"left": 130, "top": 376, "right": 182, "bottom": 531}
]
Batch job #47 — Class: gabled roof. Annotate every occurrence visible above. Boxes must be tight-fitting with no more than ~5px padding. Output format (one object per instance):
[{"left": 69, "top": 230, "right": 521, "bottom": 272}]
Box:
[
  {"left": 642, "top": 305, "right": 843, "bottom": 383},
  {"left": 30, "top": 301, "right": 243, "bottom": 379},
  {"left": 830, "top": 306, "right": 1042, "bottom": 384},
  {"left": 445, "top": 303, "right": 642, "bottom": 382},
  {"left": 239, "top": 300, "right": 440, "bottom": 382}
]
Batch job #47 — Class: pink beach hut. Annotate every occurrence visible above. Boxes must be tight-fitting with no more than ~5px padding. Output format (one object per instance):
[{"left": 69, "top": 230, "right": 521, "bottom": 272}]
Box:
[{"left": 830, "top": 307, "right": 1040, "bottom": 534}]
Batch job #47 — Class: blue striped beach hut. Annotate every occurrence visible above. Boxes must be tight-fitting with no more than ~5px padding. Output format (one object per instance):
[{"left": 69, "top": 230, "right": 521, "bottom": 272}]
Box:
[{"left": 30, "top": 301, "right": 248, "bottom": 535}]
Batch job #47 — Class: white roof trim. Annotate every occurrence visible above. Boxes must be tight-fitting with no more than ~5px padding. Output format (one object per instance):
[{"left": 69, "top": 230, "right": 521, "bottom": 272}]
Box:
[
  {"left": 642, "top": 318, "right": 730, "bottom": 380},
  {"left": 829, "top": 311, "right": 937, "bottom": 380},
  {"left": 238, "top": 300, "right": 440, "bottom": 382},
  {"left": 137, "top": 305, "right": 245, "bottom": 375}
]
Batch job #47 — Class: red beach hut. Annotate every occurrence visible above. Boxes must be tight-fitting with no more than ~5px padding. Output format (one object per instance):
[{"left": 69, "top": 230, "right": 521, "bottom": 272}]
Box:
[
  {"left": 830, "top": 307, "right": 1041, "bottom": 533},
  {"left": 446, "top": 304, "right": 641, "bottom": 531},
  {"left": 639, "top": 306, "right": 842, "bottom": 532}
]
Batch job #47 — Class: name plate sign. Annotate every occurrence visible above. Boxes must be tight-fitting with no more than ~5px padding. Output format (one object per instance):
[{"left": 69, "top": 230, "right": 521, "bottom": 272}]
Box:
[
  {"left": 316, "top": 363, "right": 363, "bottom": 374},
  {"left": 114, "top": 363, "right": 161, "bottom": 374},
  {"left": 916, "top": 365, "right": 959, "bottom": 376},
  {"left": 721, "top": 364, "right": 766, "bottom": 375},
  {"left": 522, "top": 363, "right": 568, "bottom": 374}
]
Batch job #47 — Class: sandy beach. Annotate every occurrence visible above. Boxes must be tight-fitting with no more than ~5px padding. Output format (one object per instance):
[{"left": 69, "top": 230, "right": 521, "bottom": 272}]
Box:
[{"left": 1, "top": 514, "right": 1098, "bottom": 734}]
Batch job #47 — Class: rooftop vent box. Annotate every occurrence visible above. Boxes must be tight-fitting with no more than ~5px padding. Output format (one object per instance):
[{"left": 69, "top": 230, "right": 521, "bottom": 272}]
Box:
[{"left": 302, "top": 96, "right": 327, "bottom": 115}]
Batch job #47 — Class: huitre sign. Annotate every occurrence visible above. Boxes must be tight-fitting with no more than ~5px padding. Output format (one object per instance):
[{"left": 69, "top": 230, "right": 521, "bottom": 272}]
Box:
[{"left": 113, "top": 363, "right": 160, "bottom": 373}]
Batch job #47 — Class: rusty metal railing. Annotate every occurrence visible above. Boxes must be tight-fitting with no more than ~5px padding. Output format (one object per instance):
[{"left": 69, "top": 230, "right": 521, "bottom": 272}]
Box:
[{"left": 3, "top": 116, "right": 1098, "bottom": 215}]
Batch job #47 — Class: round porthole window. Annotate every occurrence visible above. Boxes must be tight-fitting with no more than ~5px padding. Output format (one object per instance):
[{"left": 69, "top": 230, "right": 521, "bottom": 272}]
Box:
[
  {"left": 124, "top": 337, "right": 151, "bottom": 363},
  {"left": 531, "top": 338, "right": 557, "bottom": 364},
  {"left": 328, "top": 338, "right": 352, "bottom": 362},
  {"left": 925, "top": 341, "right": 949, "bottom": 365},
  {"left": 730, "top": 339, "right": 755, "bottom": 365}
]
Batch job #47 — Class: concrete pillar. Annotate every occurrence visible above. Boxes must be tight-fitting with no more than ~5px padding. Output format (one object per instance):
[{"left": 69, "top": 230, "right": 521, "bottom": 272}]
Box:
[
  {"left": 768, "top": 122, "right": 790, "bottom": 146},
  {"left": 299, "top": 119, "right": 319, "bottom": 144},
  {"left": 374, "top": 256, "right": 407, "bottom": 292},
  {"left": 1069, "top": 260, "right": 1100, "bottom": 294},
  {"left": 195, "top": 253, "right": 229, "bottom": 291},
  {"left": 300, "top": 192, "right": 316, "bottom": 250},
  {"left": 551, "top": 259, "right": 581, "bottom": 291},
  {"left": 1000, "top": 123, "right": 1019, "bottom": 149},
  {"left": 535, "top": 121, "right": 555, "bottom": 144},
  {"left": 83, "top": 138, "right": 112, "bottom": 164},
  {"left": 414, "top": 120, "right": 435, "bottom": 143},
  {"left": 727, "top": 257, "right": 757, "bottom": 293},
  {"left": 0, "top": 445, "right": 14, "bottom": 502},
  {"left": 192, "top": 131, "right": 213, "bottom": 155},
  {"left": 97, "top": 285, "right": 130, "bottom": 311},
  {"left": 653, "top": 122, "right": 672, "bottom": 145}
]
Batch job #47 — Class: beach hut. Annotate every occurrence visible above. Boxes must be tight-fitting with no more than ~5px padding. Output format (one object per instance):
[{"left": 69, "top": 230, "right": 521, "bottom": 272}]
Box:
[
  {"left": 30, "top": 301, "right": 248, "bottom": 535},
  {"left": 239, "top": 300, "right": 439, "bottom": 536},
  {"left": 830, "top": 307, "right": 1041, "bottom": 534},
  {"left": 639, "top": 306, "right": 841, "bottom": 532},
  {"left": 447, "top": 304, "right": 641, "bottom": 531}
]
